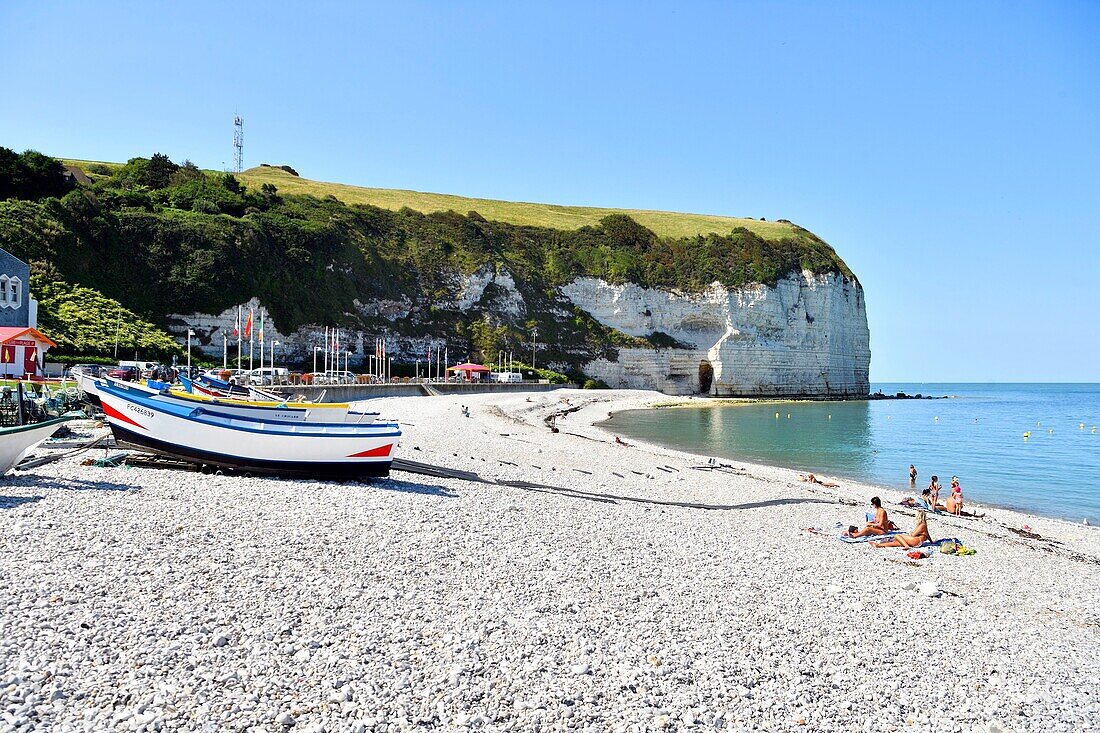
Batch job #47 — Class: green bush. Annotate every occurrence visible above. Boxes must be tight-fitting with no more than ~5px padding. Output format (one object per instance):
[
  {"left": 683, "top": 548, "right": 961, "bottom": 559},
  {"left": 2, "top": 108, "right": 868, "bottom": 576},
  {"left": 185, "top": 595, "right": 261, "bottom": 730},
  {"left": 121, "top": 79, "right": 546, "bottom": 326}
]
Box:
[{"left": 582, "top": 378, "right": 609, "bottom": 389}]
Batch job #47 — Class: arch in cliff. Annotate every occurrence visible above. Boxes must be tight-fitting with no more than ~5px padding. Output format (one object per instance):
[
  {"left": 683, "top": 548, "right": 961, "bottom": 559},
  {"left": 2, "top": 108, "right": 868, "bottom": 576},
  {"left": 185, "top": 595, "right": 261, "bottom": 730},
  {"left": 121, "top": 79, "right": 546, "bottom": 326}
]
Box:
[{"left": 698, "top": 360, "right": 714, "bottom": 394}]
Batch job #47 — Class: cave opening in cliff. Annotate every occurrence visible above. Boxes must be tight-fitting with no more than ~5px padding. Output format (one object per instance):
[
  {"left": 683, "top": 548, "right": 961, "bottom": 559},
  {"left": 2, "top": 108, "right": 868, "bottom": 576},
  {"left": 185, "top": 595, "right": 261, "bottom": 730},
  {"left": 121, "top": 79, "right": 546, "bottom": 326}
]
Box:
[{"left": 698, "top": 360, "right": 714, "bottom": 394}]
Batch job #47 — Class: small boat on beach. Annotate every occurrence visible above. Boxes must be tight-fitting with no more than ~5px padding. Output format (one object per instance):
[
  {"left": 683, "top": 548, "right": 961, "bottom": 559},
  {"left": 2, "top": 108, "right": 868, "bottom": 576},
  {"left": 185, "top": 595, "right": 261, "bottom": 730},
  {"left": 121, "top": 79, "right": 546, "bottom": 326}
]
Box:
[
  {"left": 71, "top": 366, "right": 104, "bottom": 404},
  {"left": 96, "top": 378, "right": 399, "bottom": 478},
  {"left": 173, "top": 377, "right": 379, "bottom": 424},
  {"left": 142, "top": 380, "right": 379, "bottom": 424},
  {"left": 0, "top": 416, "right": 73, "bottom": 475}
]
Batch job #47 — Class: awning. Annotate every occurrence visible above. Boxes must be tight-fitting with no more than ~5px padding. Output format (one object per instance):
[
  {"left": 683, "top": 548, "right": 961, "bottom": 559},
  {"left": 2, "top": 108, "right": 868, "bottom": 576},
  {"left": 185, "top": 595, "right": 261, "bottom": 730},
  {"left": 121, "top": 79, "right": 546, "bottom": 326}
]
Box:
[{"left": 0, "top": 327, "right": 56, "bottom": 348}]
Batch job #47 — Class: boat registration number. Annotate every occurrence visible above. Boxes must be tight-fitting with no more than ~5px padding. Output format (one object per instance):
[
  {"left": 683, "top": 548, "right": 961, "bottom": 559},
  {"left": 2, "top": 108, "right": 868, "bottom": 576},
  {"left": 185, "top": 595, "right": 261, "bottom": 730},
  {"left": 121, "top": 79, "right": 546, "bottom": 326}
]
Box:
[{"left": 127, "top": 404, "right": 155, "bottom": 419}]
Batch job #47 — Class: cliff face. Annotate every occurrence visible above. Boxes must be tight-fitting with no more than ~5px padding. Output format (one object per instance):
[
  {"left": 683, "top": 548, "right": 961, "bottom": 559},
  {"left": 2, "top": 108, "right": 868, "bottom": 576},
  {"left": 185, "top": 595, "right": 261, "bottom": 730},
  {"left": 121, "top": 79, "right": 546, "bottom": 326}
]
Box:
[
  {"left": 561, "top": 272, "right": 870, "bottom": 396},
  {"left": 174, "top": 269, "right": 870, "bottom": 397}
]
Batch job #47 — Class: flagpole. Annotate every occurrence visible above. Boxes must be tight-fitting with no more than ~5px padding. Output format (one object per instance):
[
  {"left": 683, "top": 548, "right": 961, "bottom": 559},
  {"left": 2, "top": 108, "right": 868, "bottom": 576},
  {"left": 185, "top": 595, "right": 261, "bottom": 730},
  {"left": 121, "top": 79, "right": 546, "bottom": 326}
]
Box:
[
  {"left": 248, "top": 307, "right": 254, "bottom": 371},
  {"left": 222, "top": 332, "right": 227, "bottom": 370},
  {"left": 258, "top": 310, "right": 263, "bottom": 373},
  {"left": 323, "top": 327, "right": 329, "bottom": 375},
  {"left": 236, "top": 305, "right": 241, "bottom": 371}
]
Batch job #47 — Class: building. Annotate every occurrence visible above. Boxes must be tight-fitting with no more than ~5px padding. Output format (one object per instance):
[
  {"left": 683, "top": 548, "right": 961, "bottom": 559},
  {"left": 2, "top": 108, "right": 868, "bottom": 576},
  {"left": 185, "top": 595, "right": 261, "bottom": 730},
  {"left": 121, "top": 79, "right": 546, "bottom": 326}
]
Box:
[{"left": 0, "top": 248, "right": 53, "bottom": 378}]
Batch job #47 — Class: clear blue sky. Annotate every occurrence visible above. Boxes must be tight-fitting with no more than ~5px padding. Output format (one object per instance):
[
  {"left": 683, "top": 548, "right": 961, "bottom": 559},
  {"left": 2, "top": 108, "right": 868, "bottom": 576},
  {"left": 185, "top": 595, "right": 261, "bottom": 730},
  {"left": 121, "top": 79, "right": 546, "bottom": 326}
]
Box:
[{"left": 2, "top": 1, "right": 1098, "bottom": 382}]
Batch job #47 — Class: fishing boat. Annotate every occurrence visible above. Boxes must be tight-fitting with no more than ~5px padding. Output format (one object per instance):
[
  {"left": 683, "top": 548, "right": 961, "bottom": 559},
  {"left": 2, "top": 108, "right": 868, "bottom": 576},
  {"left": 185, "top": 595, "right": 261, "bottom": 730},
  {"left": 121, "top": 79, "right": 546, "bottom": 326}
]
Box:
[
  {"left": 71, "top": 366, "right": 104, "bottom": 404},
  {"left": 171, "top": 377, "right": 379, "bottom": 424},
  {"left": 0, "top": 416, "right": 72, "bottom": 475},
  {"left": 96, "top": 378, "right": 399, "bottom": 478},
  {"left": 139, "top": 380, "right": 380, "bottom": 424}
]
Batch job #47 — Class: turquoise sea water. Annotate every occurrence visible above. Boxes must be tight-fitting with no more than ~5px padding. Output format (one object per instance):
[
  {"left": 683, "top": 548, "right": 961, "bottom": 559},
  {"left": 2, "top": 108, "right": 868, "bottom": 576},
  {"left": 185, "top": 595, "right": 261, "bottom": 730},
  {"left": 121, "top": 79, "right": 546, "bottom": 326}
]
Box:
[{"left": 601, "top": 384, "right": 1100, "bottom": 524}]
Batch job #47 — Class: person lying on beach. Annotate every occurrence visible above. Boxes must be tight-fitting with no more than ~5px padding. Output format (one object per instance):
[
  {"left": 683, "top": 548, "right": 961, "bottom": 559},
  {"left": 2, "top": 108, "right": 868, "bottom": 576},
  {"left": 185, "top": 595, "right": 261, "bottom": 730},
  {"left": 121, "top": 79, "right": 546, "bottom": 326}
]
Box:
[
  {"left": 799, "top": 473, "right": 839, "bottom": 488},
  {"left": 871, "top": 511, "right": 932, "bottom": 548},
  {"left": 846, "top": 497, "right": 890, "bottom": 538},
  {"left": 614, "top": 436, "right": 632, "bottom": 447}
]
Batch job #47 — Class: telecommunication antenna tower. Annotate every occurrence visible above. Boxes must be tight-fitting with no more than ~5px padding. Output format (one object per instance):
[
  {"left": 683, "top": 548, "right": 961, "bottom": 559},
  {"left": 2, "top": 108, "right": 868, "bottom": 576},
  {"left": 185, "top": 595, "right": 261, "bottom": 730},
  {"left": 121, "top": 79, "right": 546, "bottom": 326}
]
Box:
[{"left": 232, "top": 115, "right": 244, "bottom": 173}]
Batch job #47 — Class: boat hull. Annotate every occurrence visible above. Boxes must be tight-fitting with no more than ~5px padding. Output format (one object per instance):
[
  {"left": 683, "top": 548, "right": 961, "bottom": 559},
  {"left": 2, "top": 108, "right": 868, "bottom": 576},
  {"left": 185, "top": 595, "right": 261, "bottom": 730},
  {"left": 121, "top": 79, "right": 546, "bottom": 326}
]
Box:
[
  {"left": 97, "top": 380, "right": 398, "bottom": 479},
  {"left": 0, "top": 417, "right": 72, "bottom": 475},
  {"left": 108, "top": 423, "right": 392, "bottom": 478}
]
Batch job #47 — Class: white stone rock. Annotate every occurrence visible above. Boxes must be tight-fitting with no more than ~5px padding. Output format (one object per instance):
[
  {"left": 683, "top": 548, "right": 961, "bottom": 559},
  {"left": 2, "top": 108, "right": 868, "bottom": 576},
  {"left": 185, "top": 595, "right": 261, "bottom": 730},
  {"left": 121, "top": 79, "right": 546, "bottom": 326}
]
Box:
[{"left": 563, "top": 271, "right": 869, "bottom": 396}]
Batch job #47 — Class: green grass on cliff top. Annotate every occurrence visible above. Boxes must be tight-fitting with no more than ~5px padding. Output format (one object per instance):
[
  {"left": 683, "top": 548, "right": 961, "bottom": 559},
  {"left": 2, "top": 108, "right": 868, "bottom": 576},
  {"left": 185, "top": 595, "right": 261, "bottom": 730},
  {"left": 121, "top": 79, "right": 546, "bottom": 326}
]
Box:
[{"left": 63, "top": 159, "right": 802, "bottom": 240}]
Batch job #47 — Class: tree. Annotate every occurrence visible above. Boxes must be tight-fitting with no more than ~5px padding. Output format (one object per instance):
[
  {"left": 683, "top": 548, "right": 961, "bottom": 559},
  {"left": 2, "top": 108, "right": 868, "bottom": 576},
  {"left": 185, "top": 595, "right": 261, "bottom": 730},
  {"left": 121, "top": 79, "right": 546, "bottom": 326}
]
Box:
[
  {"left": 260, "top": 182, "right": 280, "bottom": 206},
  {"left": 0, "top": 148, "right": 73, "bottom": 200},
  {"left": 144, "top": 153, "right": 179, "bottom": 189}
]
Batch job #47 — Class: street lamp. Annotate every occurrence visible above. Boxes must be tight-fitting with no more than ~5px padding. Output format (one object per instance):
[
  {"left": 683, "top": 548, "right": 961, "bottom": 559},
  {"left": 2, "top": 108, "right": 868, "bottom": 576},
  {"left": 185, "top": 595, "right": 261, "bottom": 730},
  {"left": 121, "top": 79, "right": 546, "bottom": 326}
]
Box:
[{"left": 186, "top": 329, "right": 195, "bottom": 372}]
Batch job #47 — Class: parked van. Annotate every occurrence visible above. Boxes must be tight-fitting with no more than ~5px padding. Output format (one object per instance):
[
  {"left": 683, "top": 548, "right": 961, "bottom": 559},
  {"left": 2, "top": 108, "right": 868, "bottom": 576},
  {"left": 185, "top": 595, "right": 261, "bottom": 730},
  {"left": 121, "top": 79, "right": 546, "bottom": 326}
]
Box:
[
  {"left": 119, "top": 360, "right": 159, "bottom": 373},
  {"left": 246, "top": 367, "right": 289, "bottom": 386},
  {"left": 490, "top": 372, "right": 523, "bottom": 383}
]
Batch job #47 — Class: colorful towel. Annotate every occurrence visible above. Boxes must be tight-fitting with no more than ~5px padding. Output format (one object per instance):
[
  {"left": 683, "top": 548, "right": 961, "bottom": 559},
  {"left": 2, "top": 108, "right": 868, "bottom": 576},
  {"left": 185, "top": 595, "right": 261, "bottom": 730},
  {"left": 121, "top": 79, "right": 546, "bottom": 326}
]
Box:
[{"left": 839, "top": 531, "right": 901, "bottom": 544}]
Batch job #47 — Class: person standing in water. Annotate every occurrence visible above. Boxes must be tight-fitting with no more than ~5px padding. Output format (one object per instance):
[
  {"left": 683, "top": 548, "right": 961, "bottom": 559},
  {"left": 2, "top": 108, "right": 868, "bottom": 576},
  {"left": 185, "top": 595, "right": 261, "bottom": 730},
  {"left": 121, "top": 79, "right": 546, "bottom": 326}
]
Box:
[{"left": 909, "top": 465, "right": 918, "bottom": 484}]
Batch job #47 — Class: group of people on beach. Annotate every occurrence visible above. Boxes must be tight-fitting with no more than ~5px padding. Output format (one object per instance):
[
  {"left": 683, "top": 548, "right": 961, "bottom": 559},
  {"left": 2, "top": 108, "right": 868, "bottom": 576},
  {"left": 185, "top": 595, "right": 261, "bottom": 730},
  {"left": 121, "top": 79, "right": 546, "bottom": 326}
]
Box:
[
  {"left": 846, "top": 496, "right": 933, "bottom": 548},
  {"left": 907, "top": 465, "right": 965, "bottom": 516}
]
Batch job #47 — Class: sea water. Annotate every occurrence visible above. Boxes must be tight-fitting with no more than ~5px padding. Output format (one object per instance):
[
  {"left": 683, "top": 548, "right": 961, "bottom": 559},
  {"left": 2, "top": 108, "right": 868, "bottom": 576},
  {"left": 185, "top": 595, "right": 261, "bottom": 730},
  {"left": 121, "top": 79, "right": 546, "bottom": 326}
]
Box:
[{"left": 601, "top": 383, "right": 1100, "bottom": 524}]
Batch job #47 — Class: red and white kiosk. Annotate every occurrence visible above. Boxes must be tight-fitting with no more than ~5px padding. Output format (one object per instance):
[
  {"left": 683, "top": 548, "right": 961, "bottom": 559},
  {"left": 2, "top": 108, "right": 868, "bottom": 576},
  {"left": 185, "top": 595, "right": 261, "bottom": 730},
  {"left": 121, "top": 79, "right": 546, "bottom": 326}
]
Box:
[{"left": 0, "top": 327, "right": 55, "bottom": 380}]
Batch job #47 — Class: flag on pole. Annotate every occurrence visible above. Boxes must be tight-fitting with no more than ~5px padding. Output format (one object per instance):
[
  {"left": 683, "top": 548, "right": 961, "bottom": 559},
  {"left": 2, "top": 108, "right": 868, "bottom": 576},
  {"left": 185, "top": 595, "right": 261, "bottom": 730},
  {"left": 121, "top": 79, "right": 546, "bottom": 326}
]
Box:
[
  {"left": 244, "top": 308, "right": 253, "bottom": 341},
  {"left": 258, "top": 311, "right": 264, "bottom": 344},
  {"left": 233, "top": 306, "right": 241, "bottom": 339}
]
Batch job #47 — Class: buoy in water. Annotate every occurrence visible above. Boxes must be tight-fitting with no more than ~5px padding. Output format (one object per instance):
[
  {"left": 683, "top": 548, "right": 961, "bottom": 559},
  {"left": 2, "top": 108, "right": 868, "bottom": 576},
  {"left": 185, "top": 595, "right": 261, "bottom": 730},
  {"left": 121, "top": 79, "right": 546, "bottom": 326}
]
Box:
[
  {"left": 1048, "top": 428, "right": 1054, "bottom": 435},
  {"left": 1081, "top": 423, "right": 1086, "bottom": 430},
  {"left": 1024, "top": 432, "right": 1031, "bottom": 439},
  {"left": 828, "top": 415, "right": 832, "bottom": 420},
  {"left": 787, "top": 413, "right": 791, "bottom": 419},
  {"left": 775, "top": 412, "right": 780, "bottom": 419},
  {"left": 1037, "top": 421, "right": 1041, "bottom": 426},
  {"left": 1093, "top": 426, "right": 1097, "bottom": 433}
]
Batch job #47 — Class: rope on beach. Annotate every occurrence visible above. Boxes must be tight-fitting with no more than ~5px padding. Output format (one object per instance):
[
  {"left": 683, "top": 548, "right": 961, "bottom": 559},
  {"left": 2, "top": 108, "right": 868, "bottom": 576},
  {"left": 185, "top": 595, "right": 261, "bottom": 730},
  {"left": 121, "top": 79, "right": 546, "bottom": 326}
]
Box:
[{"left": 16, "top": 432, "right": 111, "bottom": 471}]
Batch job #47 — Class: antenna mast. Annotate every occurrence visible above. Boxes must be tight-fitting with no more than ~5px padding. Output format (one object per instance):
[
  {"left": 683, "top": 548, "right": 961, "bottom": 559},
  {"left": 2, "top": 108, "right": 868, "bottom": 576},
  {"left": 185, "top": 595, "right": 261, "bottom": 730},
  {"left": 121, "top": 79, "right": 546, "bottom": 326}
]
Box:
[{"left": 232, "top": 115, "right": 244, "bottom": 173}]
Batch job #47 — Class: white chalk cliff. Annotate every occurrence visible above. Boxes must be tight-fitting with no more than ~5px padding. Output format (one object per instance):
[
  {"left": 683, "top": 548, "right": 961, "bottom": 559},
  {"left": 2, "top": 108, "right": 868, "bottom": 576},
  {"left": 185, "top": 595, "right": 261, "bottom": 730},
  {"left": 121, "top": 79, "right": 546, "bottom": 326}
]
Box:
[
  {"left": 561, "top": 271, "right": 870, "bottom": 396},
  {"left": 170, "top": 266, "right": 868, "bottom": 397}
]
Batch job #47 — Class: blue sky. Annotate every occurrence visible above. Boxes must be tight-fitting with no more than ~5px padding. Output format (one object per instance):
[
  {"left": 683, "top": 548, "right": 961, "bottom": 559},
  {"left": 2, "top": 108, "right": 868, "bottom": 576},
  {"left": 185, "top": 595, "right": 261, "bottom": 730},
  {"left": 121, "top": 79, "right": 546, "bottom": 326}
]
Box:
[{"left": 2, "top": 1, "right": 1098, "bottom": 381}]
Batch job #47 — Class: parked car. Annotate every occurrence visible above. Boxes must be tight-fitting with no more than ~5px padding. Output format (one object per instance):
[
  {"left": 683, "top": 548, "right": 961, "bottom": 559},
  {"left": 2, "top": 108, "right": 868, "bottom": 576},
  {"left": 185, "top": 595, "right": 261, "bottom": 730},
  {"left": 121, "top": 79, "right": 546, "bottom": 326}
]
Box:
[
  {"left": 68, "top": 364, "right": 104, "bottom": 378},
  {"left": 311, "top": 370, "right": 357, "bottom": 385},
  {"left": 106, "top": 365, "right": 141, "bottom": 381}
]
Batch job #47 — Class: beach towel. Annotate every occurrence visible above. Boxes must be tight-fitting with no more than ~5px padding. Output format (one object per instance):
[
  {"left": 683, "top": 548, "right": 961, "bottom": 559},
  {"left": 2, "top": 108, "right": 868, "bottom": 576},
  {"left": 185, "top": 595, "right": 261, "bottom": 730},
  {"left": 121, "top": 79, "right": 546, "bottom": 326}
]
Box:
[
  {"left": 919, "top": 537, "right": 962, "bottom": 549},
  {"left": 839, "top": 531, "right": 901, "bottom": 544}
]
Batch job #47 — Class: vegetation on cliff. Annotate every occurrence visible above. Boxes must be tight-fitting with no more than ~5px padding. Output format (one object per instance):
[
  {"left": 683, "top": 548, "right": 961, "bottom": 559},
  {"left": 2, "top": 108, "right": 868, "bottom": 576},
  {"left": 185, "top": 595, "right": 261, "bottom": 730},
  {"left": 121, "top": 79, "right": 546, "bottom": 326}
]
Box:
[{"left": 2, "top": 149, "right": 856, "bottom": 364}]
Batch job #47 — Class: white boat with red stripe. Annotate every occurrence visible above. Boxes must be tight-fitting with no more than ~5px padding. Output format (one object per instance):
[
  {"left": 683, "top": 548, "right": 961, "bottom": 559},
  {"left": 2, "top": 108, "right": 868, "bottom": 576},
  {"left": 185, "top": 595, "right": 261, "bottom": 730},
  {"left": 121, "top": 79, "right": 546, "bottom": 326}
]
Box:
[{"left": 96, "top": 378, "right": 399, "bottom": 478}]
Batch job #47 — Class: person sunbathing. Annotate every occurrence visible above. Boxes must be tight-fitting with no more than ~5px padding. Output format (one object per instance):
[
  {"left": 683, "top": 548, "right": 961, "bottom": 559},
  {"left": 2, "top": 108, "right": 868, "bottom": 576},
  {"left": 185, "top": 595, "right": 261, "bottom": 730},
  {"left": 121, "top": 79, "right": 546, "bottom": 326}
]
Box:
[
  {"left": 846, "top": 496, "right": 890, "bottom": 538},
  {"left": 800, "top": 473, "right": 839, "bottom": 488},
  {"left": 871, "top": 511, "right": 932, "bottom": 548}
]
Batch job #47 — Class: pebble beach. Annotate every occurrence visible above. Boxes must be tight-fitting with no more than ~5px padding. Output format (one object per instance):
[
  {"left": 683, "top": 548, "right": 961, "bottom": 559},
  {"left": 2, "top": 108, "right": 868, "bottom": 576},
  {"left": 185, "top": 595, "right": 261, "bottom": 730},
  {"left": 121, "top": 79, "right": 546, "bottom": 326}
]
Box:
[{"left": 2, "top": 389, "right": 1099, "bottom": 733}]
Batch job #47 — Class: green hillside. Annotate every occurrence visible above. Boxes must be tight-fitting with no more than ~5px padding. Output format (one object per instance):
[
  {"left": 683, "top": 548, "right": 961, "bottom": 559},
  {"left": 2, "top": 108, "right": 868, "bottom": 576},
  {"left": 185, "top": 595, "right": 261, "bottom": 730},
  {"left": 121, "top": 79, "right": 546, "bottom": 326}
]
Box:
[
  {"left": 65, "top": 158, "right": 803, "bottom": 241},
  {"left": 1, "top": 150, "right": 856, "bottom": 367}
]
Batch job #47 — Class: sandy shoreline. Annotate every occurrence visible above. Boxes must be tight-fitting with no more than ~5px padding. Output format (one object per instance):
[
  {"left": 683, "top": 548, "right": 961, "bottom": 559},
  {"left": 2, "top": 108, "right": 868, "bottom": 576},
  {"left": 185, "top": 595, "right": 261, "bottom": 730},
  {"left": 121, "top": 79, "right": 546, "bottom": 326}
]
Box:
[{"left": 2, "top": 388, "right": 1098, "bottom": 732}]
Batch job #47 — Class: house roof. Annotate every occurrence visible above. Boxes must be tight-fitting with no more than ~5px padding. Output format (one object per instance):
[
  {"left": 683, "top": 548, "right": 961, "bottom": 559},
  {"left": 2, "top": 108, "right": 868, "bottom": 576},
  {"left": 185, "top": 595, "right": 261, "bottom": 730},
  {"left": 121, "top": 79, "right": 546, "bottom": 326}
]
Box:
[{"left": 0, "top": 327, "right": 57, "bottom": 348}]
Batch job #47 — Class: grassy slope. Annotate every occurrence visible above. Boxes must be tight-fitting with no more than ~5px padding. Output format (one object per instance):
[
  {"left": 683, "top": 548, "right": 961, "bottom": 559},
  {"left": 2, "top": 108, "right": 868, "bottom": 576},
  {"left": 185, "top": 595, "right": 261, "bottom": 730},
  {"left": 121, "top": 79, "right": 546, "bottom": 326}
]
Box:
[{"left": 63, "top": 159, "right": 800, "bottom": 241}]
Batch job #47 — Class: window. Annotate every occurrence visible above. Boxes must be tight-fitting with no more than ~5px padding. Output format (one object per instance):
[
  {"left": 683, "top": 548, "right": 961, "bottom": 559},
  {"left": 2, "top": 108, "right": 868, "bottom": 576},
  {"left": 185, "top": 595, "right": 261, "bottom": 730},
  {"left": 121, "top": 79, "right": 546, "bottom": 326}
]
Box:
[
  {"left": 0, "top": 276, "right": 8, "bottom": 309},
  {"left": 8, "top": 277, "right": 20, "bottom": 308}
]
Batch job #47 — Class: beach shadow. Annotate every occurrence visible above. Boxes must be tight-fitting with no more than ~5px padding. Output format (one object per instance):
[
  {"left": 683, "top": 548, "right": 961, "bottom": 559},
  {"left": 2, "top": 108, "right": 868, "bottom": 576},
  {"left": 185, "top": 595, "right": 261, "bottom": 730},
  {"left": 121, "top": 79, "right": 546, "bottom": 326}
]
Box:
[
  {"left": 496, "top": 479, "right": 832, "bottom": 511},
  {"left": 376, "top": 478, "right": 458, "bottom": 498},
  {"left": 4, "top": 475, "right": 138, "bottom": 493},
  {"left": 0, "top": 495, "right": 43, "bottom": 509}
]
